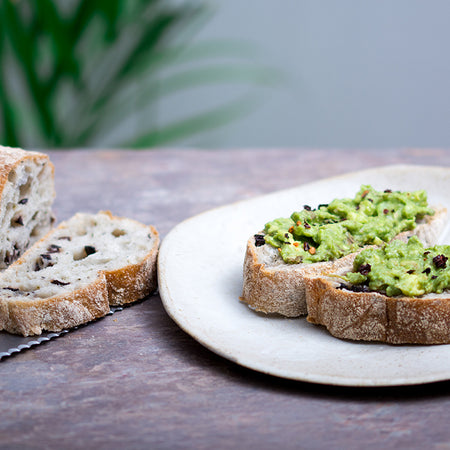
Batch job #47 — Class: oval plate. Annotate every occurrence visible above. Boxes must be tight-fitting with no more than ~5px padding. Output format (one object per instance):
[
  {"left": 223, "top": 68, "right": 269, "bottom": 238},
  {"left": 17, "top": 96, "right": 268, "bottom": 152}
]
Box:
[{"left": 158, "top": 165, "right": 450, "bottom": 386}]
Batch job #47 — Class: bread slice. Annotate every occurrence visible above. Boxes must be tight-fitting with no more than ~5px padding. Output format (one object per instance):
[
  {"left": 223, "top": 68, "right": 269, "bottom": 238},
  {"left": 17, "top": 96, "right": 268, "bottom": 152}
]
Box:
[
  {"left": 0, "top": 146, "right": 55, "bottom": 269},
  {"left": 304, "top": 254, "right": 450, "bottom": 344},
  {"left": 0, "top": 211, "right": 159, "bottom": 336},
  {"left": 241, "top": 206, "right": 447, "bottom": 317}
]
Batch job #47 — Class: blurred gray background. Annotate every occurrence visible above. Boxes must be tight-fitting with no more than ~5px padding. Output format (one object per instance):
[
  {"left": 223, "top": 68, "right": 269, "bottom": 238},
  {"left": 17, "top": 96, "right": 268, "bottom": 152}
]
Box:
[{"left": 161, "top": 0, "right": 450, "bottom": 149}]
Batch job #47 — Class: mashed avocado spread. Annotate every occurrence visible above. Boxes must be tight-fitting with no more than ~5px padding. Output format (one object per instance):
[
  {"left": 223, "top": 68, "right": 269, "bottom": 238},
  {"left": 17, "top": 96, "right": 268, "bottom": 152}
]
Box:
[
  {"left": 263, "top": 185, "right": 434, "bottom": 264},
  {"left": 344, "top": 236, "right": 450, "bottom": 297}
]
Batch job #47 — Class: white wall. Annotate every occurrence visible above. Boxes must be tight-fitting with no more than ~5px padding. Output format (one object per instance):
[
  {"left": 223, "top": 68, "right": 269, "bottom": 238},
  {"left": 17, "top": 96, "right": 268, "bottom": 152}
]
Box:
[{"left": 159, "top": 0, "right": 450, "bottom": 149}]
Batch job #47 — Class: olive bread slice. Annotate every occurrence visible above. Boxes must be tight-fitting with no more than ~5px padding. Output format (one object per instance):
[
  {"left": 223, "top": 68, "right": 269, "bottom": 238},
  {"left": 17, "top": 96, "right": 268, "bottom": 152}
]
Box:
[
  {"left": 0, "top": 211, "right": 159, "bottom": 335},
  {"left": 0, "top": 146, "right": 55, "bottom": 269}
]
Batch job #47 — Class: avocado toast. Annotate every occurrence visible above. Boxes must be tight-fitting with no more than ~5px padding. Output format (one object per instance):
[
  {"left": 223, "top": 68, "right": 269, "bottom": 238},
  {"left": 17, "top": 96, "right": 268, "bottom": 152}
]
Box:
[
  {"left": 241, "top": 185, "right": 447, "bottom": 317},
  {"left": 305, "top": 236, "right": 450, "bottom": 344}
]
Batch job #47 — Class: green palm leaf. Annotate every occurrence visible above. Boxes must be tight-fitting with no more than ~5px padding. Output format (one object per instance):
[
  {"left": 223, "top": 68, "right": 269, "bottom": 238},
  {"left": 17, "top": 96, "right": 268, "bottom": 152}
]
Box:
[
  {"left": 1, "top": 1, "right": 60, "bottom": 144},
  {"left": 0, "top": 0, "right": 279, "bottom": 149}
]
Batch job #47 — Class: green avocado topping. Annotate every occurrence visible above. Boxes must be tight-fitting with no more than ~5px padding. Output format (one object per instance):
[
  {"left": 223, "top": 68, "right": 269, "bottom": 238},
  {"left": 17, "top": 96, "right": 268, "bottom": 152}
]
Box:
[
  {"left": 263, "top": 185, "right": 434, "bottom": 264},
  {"left": 344, "top": 236, "right": 450, "bottom": 297}
]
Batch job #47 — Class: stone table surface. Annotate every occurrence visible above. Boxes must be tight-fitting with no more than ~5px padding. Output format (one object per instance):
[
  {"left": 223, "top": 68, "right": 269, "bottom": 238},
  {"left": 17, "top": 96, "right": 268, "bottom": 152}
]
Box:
[{"left": 1, "top": 148, "right": 450, "bottom": 449}]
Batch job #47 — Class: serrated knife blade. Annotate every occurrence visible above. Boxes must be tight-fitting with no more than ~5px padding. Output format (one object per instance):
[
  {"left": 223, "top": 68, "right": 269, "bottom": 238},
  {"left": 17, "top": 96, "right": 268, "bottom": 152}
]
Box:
[{"left": 0, "top": 306, "right": 122, "bottom": 360}]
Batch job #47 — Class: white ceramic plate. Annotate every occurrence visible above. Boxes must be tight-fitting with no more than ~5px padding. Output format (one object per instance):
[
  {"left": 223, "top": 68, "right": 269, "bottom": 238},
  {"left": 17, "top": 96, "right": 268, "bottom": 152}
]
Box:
[{"left": 158, "top": 165, "right": 450, "bottom": 386}]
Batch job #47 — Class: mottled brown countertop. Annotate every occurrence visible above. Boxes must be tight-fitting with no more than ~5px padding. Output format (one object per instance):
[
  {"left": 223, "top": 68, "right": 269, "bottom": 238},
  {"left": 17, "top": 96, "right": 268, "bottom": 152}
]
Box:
[{"left": 1, "top": 148, "right": 450, "bottom": 449}]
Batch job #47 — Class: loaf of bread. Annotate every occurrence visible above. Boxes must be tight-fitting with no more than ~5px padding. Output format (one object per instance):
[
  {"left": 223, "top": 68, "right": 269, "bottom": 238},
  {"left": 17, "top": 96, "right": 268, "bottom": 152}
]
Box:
[
  {"left": 304, "top": 252, "right": 450, "bottom": 344},
  {"left": 241, "top": 206, "right": 447, "bottom": 317},
  {"left": 0, "top": 146, "right": 55, "bottom": 269},
  {"left": 0, "top": 211, "right": 159, "bottom": 336}
]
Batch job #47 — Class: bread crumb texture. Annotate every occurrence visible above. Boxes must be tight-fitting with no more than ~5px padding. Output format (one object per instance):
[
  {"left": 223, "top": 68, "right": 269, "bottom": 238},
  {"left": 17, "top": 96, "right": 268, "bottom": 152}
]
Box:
[
  {"left": 0, "top": 211, "right": 159, "bottom": 335},
  {"left": 0, "top": 146, "right": 55, "bottom": 269}
]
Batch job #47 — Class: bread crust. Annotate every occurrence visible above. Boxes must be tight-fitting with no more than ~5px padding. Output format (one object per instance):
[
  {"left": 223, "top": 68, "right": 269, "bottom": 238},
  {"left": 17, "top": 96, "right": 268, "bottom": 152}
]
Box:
[
  {"left": 305, "top": 263, "right": 450, "bottom": 344},
  {"left": 0, "top": 275, "right": 110, "bottom": 336},
  {"left": 0, "top": 146, "right": 54, "bottom": 199},
  {"left": 241, "top": 241, "right": 355, "bottom": 316},
  {"left": 241, "top": 206, "right": 447, "bottom": 317}
]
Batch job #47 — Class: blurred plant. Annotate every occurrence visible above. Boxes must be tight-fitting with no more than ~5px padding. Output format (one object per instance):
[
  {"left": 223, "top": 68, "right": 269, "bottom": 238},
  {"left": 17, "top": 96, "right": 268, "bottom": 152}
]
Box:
[{"left": 0, "top": 0, "right": 278, "bottom": 149}]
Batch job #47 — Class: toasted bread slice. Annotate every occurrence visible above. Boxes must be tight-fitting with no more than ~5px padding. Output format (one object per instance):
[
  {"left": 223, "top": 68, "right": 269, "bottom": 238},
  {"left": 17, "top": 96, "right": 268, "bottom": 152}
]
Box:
[
  {"left": 0, "top": 211, "right": 159, "bottom": 335},
  {"left": 241, "top": 206, "right": 447, "bottom": 317},
  {"left": 304, "top": 254, "right": 450, "bottom": 344}
]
